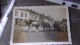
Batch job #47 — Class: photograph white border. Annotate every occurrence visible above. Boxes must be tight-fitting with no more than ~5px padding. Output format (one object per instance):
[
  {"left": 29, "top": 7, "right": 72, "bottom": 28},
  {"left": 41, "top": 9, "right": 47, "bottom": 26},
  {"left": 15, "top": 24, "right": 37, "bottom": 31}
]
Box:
[{"left": 10, "top": 6, "right": 72, "bottom": 45}]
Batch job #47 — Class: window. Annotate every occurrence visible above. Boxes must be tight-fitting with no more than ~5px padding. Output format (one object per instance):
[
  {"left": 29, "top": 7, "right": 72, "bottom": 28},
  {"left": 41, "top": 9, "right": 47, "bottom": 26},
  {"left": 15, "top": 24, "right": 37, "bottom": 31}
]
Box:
[
  {"left": 25, "top": 13, "right": 27, "bottom": 17},
  {"left": 29, "top": 13, "right": 31, "bottom": 15},
  {"left": 15, "top": 11, "right": 18, "bottom": 16},
  {"left": 21, "top": 12, "right": 23, "bottom": 17}
]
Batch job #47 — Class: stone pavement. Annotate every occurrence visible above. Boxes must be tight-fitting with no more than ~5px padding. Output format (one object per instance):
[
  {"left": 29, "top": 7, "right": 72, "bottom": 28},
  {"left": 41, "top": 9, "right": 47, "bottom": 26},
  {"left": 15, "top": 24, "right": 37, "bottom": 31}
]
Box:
[{"left": 13, "top": 25, "right": 68, "bottom": 43}]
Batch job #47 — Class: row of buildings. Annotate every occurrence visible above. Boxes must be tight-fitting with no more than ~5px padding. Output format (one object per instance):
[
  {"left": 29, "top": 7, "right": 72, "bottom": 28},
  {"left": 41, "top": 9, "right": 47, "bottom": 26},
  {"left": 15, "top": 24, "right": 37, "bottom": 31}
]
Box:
[{"left": 14, "top": 9, "right": 54, "bottom": 26}]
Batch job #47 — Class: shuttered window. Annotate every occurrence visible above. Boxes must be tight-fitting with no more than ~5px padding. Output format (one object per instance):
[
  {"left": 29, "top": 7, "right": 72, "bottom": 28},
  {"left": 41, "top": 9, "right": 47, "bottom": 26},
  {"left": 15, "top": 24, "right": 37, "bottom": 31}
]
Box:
[
  {"left": 15, "top": 11, "right": 18, "bottom": 16},
  {"left": 21, "top": 12, "right": 23, "bottom": 17},
  {"left": 25, "top": 13, "right": 27, "bottom": 17}
]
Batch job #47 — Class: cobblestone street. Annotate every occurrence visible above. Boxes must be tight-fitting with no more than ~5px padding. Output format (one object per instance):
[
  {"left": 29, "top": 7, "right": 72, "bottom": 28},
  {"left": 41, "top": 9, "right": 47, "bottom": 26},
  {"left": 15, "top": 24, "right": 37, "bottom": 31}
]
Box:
[{"left": 13, "top": 25, "right": 68, "bottom": 43}]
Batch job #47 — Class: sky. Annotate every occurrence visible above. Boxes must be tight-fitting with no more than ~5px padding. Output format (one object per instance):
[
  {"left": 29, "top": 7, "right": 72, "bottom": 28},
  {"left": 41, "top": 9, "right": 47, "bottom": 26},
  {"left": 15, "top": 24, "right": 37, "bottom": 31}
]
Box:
[{"left": 23, "top": 6, "right": 67, "bottom": 21}]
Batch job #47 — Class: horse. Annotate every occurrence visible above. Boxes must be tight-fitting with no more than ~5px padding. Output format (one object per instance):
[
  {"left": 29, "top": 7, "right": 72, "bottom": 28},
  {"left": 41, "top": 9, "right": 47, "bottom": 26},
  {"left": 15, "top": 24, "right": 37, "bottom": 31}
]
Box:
[
  {"left": 41, "top": 21, "right": 51, "bottom": 32},
  {"left": 59, "top": 22, "right": 67, "bottom": 32},
  {"left": 53, "top": 22, "right": 61, "bottom": 32},
  {"left": 25, "top": 19, "right": 33, "bottom": 30},
  {"left": 32, "top": 21, "right": 40, "bottom": 29}
]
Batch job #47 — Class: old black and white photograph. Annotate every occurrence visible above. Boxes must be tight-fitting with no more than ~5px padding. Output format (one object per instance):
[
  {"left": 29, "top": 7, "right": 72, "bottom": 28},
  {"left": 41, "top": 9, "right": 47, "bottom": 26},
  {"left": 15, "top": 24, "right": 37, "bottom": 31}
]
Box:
[{"left": 11, "top": 6, "right": 71, "bottom": 44}]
